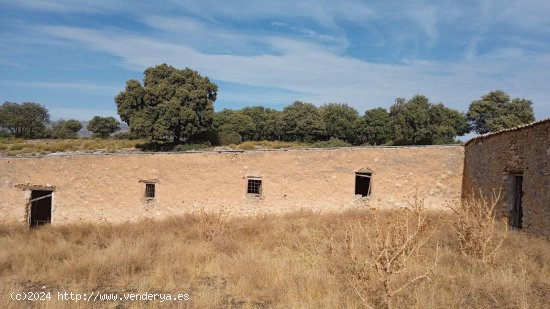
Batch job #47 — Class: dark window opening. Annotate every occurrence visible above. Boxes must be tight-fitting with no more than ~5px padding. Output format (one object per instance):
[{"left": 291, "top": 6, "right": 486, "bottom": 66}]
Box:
[
  {"left": 355, "top": 172, "right": 372, "bottom": 197},
  {"left": 511, "top": 174, "right": 523, "bottom": 229},
  {"left": 30, "top": 190, "right": 52, "bottom": 228},
  {"left": 247, "top": 178, "right": 262, "bottom": 195},
  {"left": 145, "top": 183, "right": 155, "bottom": 199}
]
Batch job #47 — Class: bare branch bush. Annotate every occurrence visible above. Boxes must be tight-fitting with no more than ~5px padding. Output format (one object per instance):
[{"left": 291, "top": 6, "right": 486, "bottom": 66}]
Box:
[
  {"left": 447, "top": 190, "right": 508, "bottom": 264},
  {"left": 192, "top": 207, "right": 229, "bottom": 241},
  {"left": 344, "top": 198, "right": 438, "bottom": 309}
]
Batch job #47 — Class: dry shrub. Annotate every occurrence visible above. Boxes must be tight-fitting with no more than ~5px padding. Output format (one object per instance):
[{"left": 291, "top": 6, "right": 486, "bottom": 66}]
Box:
[
  {"left": 0, "top": 138, "right": 143, "bottom": 156},
  {"left": 233, "top": 140, "right": 308, "bottom": 150},
  {"left": 192, "top": 208, "right": 229, "bottom": 241},
  {"left": 447, "top": 191, "right": 507, "bottom": 264},
  {"left": 236, "top": 141, "right": 257, "bottom": 150},
  {"left": 344, "top": 199, "right": 438, "bottom": 309}
]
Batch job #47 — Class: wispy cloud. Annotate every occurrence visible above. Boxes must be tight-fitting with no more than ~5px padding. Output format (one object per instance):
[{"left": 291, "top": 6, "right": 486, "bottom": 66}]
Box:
[
  {"left": 0, "top": 80, "right": 120, "bottom": 94},
  {"left": 1, "top": 0, "right": 549, "bottom": 119},
  {"left": 36, "top": 24, "right": 550, "bottom": 116},
  {"left": 269, "top": 21, "right": 349, "bottom": 50},
  {"left": 407, "top": 6, "right": 439, "bottom": 45},
  {"left": 0, "top": 0, "right": 124, "bottom": 13}
]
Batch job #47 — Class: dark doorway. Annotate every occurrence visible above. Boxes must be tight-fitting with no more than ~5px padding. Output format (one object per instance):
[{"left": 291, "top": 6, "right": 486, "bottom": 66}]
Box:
[
  {"left": 511, "top": 175, "right": 523, "bottom": 229},
  {"left": 355, "top": 172, "right": 372, "bottom": 197},
  {"left": 30, "top": 190, "right": 52, "bottom": 228}
]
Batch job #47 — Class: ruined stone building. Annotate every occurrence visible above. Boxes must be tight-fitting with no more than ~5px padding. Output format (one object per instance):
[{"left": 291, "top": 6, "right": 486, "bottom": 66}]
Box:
[
  {"left": 0, "top": 120, "right": 548, "bottom": 236},
  {"left": 0, "top": 146, "right": 463, "bottom": 226},
  {"left": 462, "top": 119, "right": 550, "bottom": 236}
]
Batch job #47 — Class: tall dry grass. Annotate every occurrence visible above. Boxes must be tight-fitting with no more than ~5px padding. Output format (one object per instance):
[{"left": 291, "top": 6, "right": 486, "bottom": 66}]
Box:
[
  {"left": 0, "top": 205, "right": 549, "bottom": 308},
  {"left": 343, "top": 199, "right": 438, "bottom": 308},
  {"left": 447, "top": 191, "right": 508, "bottom": 264}
]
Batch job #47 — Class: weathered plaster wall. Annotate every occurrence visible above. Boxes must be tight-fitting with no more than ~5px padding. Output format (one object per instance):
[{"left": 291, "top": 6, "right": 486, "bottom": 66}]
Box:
[
  {"left": 462, "top": 120, "right": 550, "bottom": 236},
  {"left": 0, "top": 146, "right": 463, "bottom": 225}
]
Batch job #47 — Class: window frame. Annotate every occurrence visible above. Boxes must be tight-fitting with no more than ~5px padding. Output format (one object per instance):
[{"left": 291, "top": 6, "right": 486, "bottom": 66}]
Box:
[
  {"left": 246, "top": 177, "right": 262, "bottom": 196},
  {"left": 145, "top": 183, "right": 156, "bottom": 199}
]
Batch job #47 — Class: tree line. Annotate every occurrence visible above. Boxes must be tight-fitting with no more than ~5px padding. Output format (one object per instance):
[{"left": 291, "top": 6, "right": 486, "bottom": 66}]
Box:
[
  {"left": 0, "top": 102, "right": 121, "bottom": 139},
  {"left": 114, "top": 64, "right": 536, "bottom": 146},
  {"left": 1, "top": 63, "right": 536, "bottom": 146}
]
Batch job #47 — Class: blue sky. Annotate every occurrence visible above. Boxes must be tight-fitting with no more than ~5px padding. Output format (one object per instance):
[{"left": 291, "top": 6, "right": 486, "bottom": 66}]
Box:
[{"left": 1, "top": 0, "right": 549, "bottom": 121}]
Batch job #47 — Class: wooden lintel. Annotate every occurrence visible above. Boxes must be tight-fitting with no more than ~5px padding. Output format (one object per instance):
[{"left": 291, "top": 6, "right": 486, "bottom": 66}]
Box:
[
  {"left": 15, "top": 184, "right": 56, "bottom": 191},
  {"left": 138, "top": 179, "right": 159, "bottom": 184}
]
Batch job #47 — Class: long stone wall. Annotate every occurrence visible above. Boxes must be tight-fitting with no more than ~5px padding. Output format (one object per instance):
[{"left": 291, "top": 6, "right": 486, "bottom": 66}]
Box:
[
  {"left": 462, "top": 120, "right": 550, "bottom": 236},
  {"left": 0, "top": 146, "right": 464, "bottom": 225}
]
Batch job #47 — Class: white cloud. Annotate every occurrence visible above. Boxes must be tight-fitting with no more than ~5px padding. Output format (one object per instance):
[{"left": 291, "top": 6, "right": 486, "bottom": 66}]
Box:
[
  {"left": 165, "top": 0, "right": 373, "bottom": 29},
  {"left": 0, "top": 0, "right": 124, "bottom": 13},
  {"left": 0, "top": 80, "right": 120, "bottom": 94},
  {"left": 3, "top": 0, "right": 549, "bottom": 119},
  {"left": 36, "top": 25, "right": 550, "bottom": 118},
  {"left": 407, "top": 6, "right": 439, "bottom": 45},
  {"left": 143, "top": 16, "right": 278, "bottom": 56}
]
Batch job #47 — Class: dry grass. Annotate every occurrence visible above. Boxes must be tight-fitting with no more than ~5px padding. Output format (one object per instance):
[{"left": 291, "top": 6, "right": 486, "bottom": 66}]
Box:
[
  {"left": 344, "top": 199, "right": 438, "bottom": 308},
  {"left": 231, "top": 140, "right": 309, "bottom": 150},
  {"left": 0, "top": 208, "right": 549, "bottom": 308},
  {"left": 447, "top": 191, "right": 508, "bottom": 264},
  {"left": 0, "top": 138, "right": 144, "bottom": 156},
  {"left": 0, "top": 138, "right": 346, "bottom": 156}
]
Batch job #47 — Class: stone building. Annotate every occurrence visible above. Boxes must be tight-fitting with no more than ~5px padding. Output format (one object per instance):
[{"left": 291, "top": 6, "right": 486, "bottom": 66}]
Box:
[
  {"left": 462, "top": 119, "right": 550, "bottom": 236},
  {"left": 1, "top": 119, "right": 548, "bottom": 236},
  {"left": 0, "top": 146, "right": 464, "bottom": 226}
]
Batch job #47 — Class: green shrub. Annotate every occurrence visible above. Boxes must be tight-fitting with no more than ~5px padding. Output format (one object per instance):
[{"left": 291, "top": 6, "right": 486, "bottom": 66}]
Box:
[
  {"left": 217, "top": 131, "right": 242, "bottom": 146},
  {"left": 262, "top": 141, "right": 307, "bottom": 149},
  {"left": 51, "top": 119, "right": 82, "bottom": 139},
  {"left": 312, "top": 137, "right": 352, "bottom": 148}
]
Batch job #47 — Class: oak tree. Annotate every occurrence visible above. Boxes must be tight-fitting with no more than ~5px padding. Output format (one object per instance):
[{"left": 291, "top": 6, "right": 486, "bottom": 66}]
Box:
[
  {"left": 319, "top": 103, "right": 359, "bottom": 143},
  {"left": 467, "top": 90, "right": 535, "bottom": 134},
  {"left": 87, "top": 116, "right": 120, "bottom": 138},
  {"left": 282, "top": 101, "right": 326, "bottom": 142},
  {"left": 115, "top": 64, "right": 217, "bottom": 142}
]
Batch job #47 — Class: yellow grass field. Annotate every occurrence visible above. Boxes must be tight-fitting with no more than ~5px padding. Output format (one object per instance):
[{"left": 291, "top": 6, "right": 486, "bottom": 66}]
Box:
[{"left": 0, "top": 207, "right": 549, "bottom": 308}]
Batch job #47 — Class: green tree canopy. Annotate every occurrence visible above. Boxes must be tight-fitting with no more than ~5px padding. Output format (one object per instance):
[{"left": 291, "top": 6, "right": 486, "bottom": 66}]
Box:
[
  {"left": 241, "top": 106, "right": 281, "bottom": 141},
  {"left": 319, "top": 103, "right": 359, "bottom": 143},
  {"left": 354, "top": 107, "right": 392, "bottom": 145},
  {"left": 51, "top": 119, "right": 82, "bottom": 139},
  {"left": 466, "top": 90, "right": 535, "bottom": 134},
  {"left": 0, "top": 101, "right": 49, "bottom": 138},
  {"left": 390, "top": 95, "right": 469, "bottom": 145},
  {"left": 115, "top": 64, "right": 217, "bottom": 142},
  {"left": 282, "top": 101, "right": 326, "bottom": 142},
  {"left": 263, "top": 110, "right": 285, "bottom": 141},
  {"left": 87, "top": 116, "right": 121, "bottom": 138},
  {"left": 429, "top": 103, "right": 469, "bottom": 144},
  {"left": 213, "top": 109, "right": 256, "bottom": 141}
]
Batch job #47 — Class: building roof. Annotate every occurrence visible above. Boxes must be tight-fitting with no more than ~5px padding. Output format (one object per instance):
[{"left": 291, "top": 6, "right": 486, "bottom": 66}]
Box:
[{"left": 465, "top": 118, "right": 550, "bottom": 146}]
